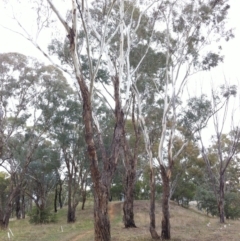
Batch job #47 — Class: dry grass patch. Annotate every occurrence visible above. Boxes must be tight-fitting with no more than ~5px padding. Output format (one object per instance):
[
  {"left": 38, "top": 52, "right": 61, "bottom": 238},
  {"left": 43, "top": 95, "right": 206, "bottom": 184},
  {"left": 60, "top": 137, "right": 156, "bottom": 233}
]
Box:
[{"left": 1, "top": 200, "right": 240, "bottom": 241}]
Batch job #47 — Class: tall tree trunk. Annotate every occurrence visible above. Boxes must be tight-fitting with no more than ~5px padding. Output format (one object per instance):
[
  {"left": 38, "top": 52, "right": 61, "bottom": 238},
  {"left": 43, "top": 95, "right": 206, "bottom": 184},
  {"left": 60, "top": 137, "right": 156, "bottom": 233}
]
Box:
[
  {"left": 0, "top": 212, "right": 11, "bottom": 230},
  {"left": 93, "top": 179, "right": 111, "bottom": 241},
  {"left": 149, "top": 168, "right": 160, "bottom": 239},
  {"left": 54, "top": 186, "right": 58, "bottom": 213},
  {"left": 0, "top": 204, "right": 12, "bottom": 230},
  {"left": 160, "top": 164, "right": 171, "bottom": 240},
  {"left": 59, "top": 181, "right": 63, "bottom": 209},
  {"left": 123, "top": 161, "right": 137, "bottom": 228},
  {"left": 15, "top": 193, "right": 21, "bottom": 219},
  {"left": 68, "top": 206, "right": 76, "bottom": 223},
  {"left": 67, "top": 174, "right": 75, "bottom": 222},
  {"left": 21, "top": 194, "right": 25, "bottom": 219},
  {"left": 82, "top": 190, "right": 86, "bottom": 210},
  {"left": 218, "top": 173, "right": 225, "bottom": 223}
]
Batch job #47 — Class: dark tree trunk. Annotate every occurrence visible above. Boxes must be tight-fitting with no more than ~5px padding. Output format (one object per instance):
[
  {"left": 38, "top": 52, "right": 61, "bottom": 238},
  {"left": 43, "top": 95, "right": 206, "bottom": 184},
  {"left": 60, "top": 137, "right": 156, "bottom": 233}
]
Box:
[
  {"left": 67, "top": 206, "right": 76, "bottom": 223},
  {"left": 123, "top": 162, "right": 137, "bottom": 228},
  {"left": 93, "top": 180, "right": 111, "bottom": 241},
  {"left": 149, "top": 168, "right": 160, "bottom": 239},
  {"left": 21, "top": 194, "right": 25, "bottom": 219},
  {"left": 0, "top": 204, "right": 12, "bottom": 230},
  {"left": 15, "top": 194, "right": 21, "bottom": 219},
  {"left": 82, "top": 190, "right": 86, "bottom": 210},
  {"left": 59, "top": 181, "right": 63, "bottom": 209},
  {"left": 54, "top": 186, "right": 58, "bottom": 213},
  {"left": 160, "top": 165, "right": 171, "bottom": 240},
  {"left": 67, "top": 174, "right": 76, "bottom": 223},
  {"left": 218, "top": 173, "right": 225, "bottom": 223},
  {"left": 76, "top": 67, "right": 123, "bottom": 240}
]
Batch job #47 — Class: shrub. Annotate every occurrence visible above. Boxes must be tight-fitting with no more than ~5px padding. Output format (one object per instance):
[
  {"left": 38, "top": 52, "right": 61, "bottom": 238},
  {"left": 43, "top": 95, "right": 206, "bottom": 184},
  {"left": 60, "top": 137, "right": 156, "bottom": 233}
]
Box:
[{"left": 28, "top": 206, "right": 57, "bottom": 224}]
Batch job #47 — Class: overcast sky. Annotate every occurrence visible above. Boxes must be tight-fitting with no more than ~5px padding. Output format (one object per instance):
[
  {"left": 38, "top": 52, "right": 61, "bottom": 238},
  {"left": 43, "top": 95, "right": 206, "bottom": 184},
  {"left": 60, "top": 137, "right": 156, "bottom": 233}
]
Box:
[{"left": 0, "top": 0, "right": 239, "bottom": 138}]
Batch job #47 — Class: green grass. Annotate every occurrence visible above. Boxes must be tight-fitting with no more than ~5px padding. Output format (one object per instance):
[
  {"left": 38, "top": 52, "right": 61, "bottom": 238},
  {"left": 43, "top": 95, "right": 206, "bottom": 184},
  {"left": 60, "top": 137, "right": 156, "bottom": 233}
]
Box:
[{"left": 1, "top": 200, "right": 240, "bottom": 241}]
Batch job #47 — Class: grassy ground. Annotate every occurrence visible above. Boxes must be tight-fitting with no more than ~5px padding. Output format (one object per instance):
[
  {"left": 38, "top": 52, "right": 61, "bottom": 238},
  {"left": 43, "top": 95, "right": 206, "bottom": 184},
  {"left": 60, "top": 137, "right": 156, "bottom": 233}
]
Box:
[{"left": 1, "top": 200, "right": 240, "bottom": 241}]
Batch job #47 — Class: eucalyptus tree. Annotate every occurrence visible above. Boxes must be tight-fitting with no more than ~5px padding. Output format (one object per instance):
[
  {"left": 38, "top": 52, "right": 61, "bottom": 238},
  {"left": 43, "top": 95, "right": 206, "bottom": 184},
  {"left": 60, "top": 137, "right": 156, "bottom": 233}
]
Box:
[
  {"left": 0, "top": 52, "right": 71, "bottom": 229},
  {"left": 198, "top": 85, "right": 240, "bottom": 223},
  {"left": 133, "top": 0, "right": 233, "bottom": 239},
  {"left": 50, "top": 93, "right": 90, "bottom": 223},
  {"left": 26, "top": 141, "right": 60, "bottom": 216},
  {"left": 8, "top": 1, "right": 159, "bottom": 239}
]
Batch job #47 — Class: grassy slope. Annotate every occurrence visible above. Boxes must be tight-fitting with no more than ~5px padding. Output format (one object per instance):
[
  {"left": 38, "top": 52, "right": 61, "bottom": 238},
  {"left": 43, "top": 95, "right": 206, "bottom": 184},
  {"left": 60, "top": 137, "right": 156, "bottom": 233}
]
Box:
[{"left": 1, "top": 200, "right": 240, "bottom": 241}]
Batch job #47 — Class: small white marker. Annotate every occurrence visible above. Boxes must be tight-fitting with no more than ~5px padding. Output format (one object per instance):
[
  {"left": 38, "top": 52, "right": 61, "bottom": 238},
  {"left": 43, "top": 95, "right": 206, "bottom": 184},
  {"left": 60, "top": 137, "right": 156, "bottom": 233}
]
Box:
[{"left": 9, "top": 228, "right": 14, "bottom": 236}]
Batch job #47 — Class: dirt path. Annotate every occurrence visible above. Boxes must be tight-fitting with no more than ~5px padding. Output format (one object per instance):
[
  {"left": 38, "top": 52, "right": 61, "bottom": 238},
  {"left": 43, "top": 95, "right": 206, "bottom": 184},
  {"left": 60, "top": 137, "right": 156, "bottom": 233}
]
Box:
[
  {"left": 70, "top": 230, "right": 93, "bottom": 241},
  {"left": 70, "top": 202, "right": 122, "bottom": 241}
]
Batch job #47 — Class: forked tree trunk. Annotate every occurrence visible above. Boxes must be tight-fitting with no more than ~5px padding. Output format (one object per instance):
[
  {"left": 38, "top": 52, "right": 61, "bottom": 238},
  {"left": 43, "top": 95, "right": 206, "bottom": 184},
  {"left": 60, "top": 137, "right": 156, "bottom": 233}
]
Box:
[
  {"left": 123, "top": 161, "right": 137, "bottom": 228},
  {"left": 149, "top": 168, "right": 160, "bottom": 239},
  {"left": 160, "top": 164, "right": 171, "bottom": 240},
  {"left": 218, "top": 173, "right": 225, "bottom": 223}
]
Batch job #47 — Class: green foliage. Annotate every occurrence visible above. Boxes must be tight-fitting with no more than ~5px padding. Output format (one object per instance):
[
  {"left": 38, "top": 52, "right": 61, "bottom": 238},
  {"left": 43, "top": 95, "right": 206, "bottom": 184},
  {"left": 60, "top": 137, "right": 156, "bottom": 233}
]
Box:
[
  {"left": 225, "top": 192, "right": 240, "bottom": 220},
  {"left": 28, "top": 205, "right": 57, "bottom": 224},
  {"left": 180, "top": 95, "right": 212, "bottom": 138},
  {"left": 195, "top": 186, "right": 218, "bottom": 216},
  {"left": 172, "top": 181, "right": 196, "bottom": 208},
  {"left": 110, "top": 183, "right": 123, "bottom": 200}
]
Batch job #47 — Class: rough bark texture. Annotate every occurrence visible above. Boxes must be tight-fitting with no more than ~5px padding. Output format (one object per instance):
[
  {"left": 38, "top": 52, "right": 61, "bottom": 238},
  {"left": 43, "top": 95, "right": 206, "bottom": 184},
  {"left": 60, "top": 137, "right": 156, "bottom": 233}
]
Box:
[
  {"left": 76, "top": 75, "right": 123, "bottom": 241},
  {"left": 0, "top": 205, "right": 12, "bottom": 230},
  {"left": 160, "top": 164, "right": 171, "bottom": 240},
  {"left": 67, "top": 207, "right": 76, "bottom": 223},
  {"left": 122, "top": 97, "right": 139, "bottom": 228},
  {"left": 93, "top": 181, "right": 110, "bottom": 241},
  {"left": 149, "top": 168, "right": 160, "bottom": 239},
  {"left": 123, "top": 162, "right": 137, "bottom": 228}
]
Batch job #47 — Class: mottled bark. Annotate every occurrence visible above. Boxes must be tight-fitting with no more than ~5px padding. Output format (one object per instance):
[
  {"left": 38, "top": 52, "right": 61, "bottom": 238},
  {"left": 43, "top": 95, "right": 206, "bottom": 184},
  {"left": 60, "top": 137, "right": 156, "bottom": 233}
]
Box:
[
  {"left": 149, "top": 168, "right": 160, "bottom": 239},
  {"left": 160, "top": 164, "right": 171, "bottom": 240},
  {"left": 123, "top": 163, "right": 137, "bottom": 228}
]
